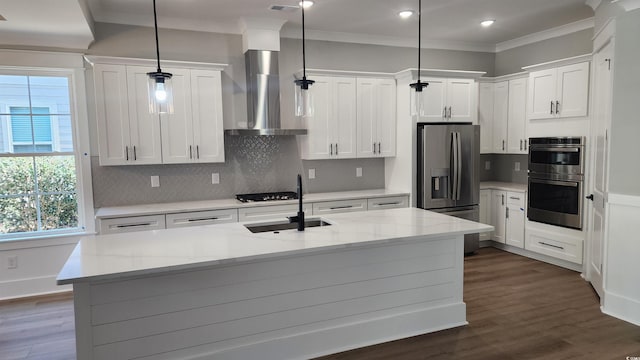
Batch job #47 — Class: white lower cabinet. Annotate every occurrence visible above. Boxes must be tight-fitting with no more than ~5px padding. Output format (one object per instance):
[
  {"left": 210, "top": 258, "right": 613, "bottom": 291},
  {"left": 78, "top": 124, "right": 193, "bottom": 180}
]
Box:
[
  {"left": 166, "top": 209, "right": 238, "bottom": 229},
  {"left": 479, "top": 189, "right": 492, "bottom": 241},
  {"left": 99, "top": 215, "right": 166, "bottom": 234},
  {"left": 505, "top": 192, "right": 525, "bottom": 248},
  {"left": 313, "top": 199, "right": 367, "bottom": 215},
  {"left": 491, "top": 190, "right": 507, "bottom": 244},
  {"left": 524, "top": 225, "right": 584, "bottom": 264},
  {"left": 367, "top": 196, "right": 409, "bottom": 210}
]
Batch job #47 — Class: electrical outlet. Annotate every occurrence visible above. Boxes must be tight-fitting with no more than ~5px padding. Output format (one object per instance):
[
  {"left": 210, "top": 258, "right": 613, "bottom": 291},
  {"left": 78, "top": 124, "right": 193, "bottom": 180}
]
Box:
[
  {"left": 485, "top": 161, "right": 491, "bottom": 170},
  {"left": 515, "top": 162, "right": 521, "bottom": 172},
  {"left": 308, "top": 168, "right": 316, "bottom": 179},
  {"left": 7, "top": 255, "right": 17, "bottom": 269},
  {"left": 211, "top": 173, "right": 220, "bottom": 184},
  {"left": 356, "top": 167, "right": 362, "bottom": 177},
  {"left": 150, "top": 176, "right": 160, "bottom": 188}
]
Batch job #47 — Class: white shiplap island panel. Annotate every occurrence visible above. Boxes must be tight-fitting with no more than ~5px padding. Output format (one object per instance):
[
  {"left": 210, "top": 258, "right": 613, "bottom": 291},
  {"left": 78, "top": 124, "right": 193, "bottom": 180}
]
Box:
[{"left": 57, "top": 208, "right": 492, "bottom": 360}]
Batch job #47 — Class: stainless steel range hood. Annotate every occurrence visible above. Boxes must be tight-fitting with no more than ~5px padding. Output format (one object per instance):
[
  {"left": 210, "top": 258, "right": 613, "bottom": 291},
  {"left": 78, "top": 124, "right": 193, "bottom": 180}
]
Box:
[{"left": 225, "top": 50, "right": 306, "bottom": 136}]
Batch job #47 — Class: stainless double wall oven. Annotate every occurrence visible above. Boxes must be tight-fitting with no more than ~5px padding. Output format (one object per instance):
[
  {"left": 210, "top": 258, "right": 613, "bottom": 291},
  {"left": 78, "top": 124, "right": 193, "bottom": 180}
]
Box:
[{"left": 527, "top": 137, "right": 585, "bottom": 230}]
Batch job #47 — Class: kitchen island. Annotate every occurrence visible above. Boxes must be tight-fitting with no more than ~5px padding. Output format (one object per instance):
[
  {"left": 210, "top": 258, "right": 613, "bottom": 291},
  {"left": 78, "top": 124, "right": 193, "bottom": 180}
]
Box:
[{"left": 57, "top": 208, "right": 492, "bottom": 360}]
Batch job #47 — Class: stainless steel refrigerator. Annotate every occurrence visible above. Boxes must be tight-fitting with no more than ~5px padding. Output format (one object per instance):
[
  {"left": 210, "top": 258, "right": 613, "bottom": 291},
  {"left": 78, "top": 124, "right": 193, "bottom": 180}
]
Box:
[{"left": 417, "top": 123, "right": 480, "bottom": 254}]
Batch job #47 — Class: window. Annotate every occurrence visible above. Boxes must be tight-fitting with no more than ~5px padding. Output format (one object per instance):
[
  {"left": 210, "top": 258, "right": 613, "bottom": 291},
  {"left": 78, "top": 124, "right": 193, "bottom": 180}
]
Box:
[{"left": 0, "top": 74, "right": 80, "bottom": 237}]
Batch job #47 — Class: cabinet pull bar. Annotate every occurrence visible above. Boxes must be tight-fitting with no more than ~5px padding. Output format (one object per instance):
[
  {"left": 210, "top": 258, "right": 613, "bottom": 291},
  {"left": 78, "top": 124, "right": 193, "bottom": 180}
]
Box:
[
  {"left": 196, "top": 145, "right": 200, "bottom": 159},
  {"left": 189, "top": 145, "right": 193, "bottom": 159},
  {"left": 187, "top": 217, "right": 219, "bottom": 222},
  {"left": 116, "top": 222, "right": 152, "bottom": 228},
  {"left": 539, "top": 241, "right": 564, "bottom": 250},
  {"left": 448, "top": 106, "right": 452, "bottom": 119},
  {"left": 133, "top": 146, "right": 137, "bottom": 161},
  {"left": 501, "top": 194, "right": 504, "bottom": 205},
  {"left": 520, "top": 139, "right": 523, "bottom": 151},
  {"left": 125, "top": 146, "right": 129, "bottom": 161},
  {"left": 377, "top": 202, "right": 400, "bottom": 206},
  {"left": 373, "top": 142, "right": 376, "bottom": 154},
  {"left": 330, "top": 143, "right": 333, "bottom": 156},
  {"left": 378, "top": 142, "right": 381, "bottom": 154},
  {"left": 502, "top": 140, "right": 505, "bottom": 151},
  {"left": 556, "top": 101, "right": 560, "bottom": 114},
  {"left": 443, "top": 106, "right": 446, "bottom": 119},
  {"left": 335, "top": 143, "right": 338, "bottom": 155},
  {"left": 506, "top": 207, "right": 509, "bottom": 219},
  {"left": 524, "top": 139, "right": 527, "bottom": 150},
  {"left": 509, "top": 196, "right": 520, "bottom": 200},
  {"left": 550, "top": 101, "right": 554, "bottom": 114},
  {"left": 330, "top": 205, "right": 354, "bottom": 210}
]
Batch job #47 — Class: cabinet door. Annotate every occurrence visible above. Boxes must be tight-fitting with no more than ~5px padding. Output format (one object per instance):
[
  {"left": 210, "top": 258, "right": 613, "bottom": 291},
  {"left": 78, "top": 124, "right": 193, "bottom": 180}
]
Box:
[
  {"left": 419, "top": 77, "right": 447, "bottom": 122},
  {"left": 528, "top": 68, "right": 556, "bottom": 120},
  {"left": 94, "top": 64, "right": 131, "bottom": 165},
  {"left": 333, "top": 77, "right": 357, "bottom": 159},
  {"left": 160, "top": 68, "right": 194, "bottom": 164},
  {"left": 447, "top": 78, "right": 475, "bottom": 123},
  {"left": 505, "top": 192, "right": 525, "bottom": 248},
  {"left": 478, "top": 82, "right": 494, "bottom": 154},
  {"left": 492, "top": 81, "right": 508, "bottom": 153},
  {"left": 125, "top": 66, "right": 163, "bottom": 164},
  {"left": 491, "top": 190, "right": 506, "bottom": 243},
  {"left": 312, "top": 199, "right": 367, "bottom": 215},
  {"left": 557, "top": 62, "right": 589, "bottom": 118},
  {"left": 356, "top": 78, "right": 377, "bottom": 157},
  {"left": 479, "top": 189, "right": 492, "bottom": 241},
  {"left": 367, "top": 196, "right": 408, "bottom": 210},
  {"left": 376, "top": 78, "right": 397, "bottom": 157},
  {"left": 507, "top": 78, "right": 527, "bottom": 154},
  {"left": 300, "top": 76, "right": 332, "bottom": 159},
  {"left": 191, "top": 69, "right": 225, "bottom": 163}
]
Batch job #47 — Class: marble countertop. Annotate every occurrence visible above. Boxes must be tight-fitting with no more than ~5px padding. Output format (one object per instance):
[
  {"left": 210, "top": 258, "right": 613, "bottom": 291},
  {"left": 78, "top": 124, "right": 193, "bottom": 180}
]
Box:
[
  {"left": 95, "top": 189, "right": 410, "bottom": 219},
  {"left": 480, "top": 181, "right": 527, "bottom": 192},
  {"left": 57, "top": 207, "right": 492, "bottom": 285}
]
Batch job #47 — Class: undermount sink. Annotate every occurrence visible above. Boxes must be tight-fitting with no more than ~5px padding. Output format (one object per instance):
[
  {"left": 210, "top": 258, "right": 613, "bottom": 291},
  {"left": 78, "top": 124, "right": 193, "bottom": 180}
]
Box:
[{"left": 245, "top": 218, "right": 332, "bottom": 233}]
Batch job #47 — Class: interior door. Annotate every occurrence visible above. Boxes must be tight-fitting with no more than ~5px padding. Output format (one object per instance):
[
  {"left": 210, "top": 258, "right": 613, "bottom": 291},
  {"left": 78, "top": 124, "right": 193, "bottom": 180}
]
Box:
[{"left": 588, "top": 39, "right": 614, "bottom": 299}]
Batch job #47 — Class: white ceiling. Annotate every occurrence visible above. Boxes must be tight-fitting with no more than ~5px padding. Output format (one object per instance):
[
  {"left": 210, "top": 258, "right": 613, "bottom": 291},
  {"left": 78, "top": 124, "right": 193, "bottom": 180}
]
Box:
[{"left": 0, "top": 0, "right": 594, "bottom": 51}]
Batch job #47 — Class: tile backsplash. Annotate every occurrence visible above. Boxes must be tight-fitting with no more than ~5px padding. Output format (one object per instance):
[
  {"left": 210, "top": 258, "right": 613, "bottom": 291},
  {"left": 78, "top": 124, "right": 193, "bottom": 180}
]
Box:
[
  {"left": 479, "top": 153, "right": 528, "bottom": 184},
  {"left": 91, "top": 135, "right": 385, "bottom": 208}
]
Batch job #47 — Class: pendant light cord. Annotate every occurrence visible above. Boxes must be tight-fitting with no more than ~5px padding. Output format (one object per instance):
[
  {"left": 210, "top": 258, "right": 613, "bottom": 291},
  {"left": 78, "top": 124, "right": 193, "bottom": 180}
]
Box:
[
  {"left": 302, "top": 4, "right": 307, "bottom": 79},
  {"left": 417, "top": 0, "right": 421, "bottom": 83},
  {"left": 153, "top": 0, "right": 161, "bottom": 73}
]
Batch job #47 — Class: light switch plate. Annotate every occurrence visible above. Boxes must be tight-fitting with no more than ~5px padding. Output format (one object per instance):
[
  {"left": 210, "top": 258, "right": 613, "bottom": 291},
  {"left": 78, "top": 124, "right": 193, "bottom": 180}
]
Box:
[
  {"left": 356, "top": 167, "right": 362, "bottom": 177},
  {"left": 308, "top": 168, "right": 316, "bottom": 179},
  {"left": 211, "top": 173, "right": 220, "bottom": 184},
  {"left": 150, "top": 176, "right": 160, "bottom": 188},
  {"left": 485, "top": 161, "right": 491, "bottom": 170},
  {"left": 515, "top": 162, "right": 521, "bottom": 172}
]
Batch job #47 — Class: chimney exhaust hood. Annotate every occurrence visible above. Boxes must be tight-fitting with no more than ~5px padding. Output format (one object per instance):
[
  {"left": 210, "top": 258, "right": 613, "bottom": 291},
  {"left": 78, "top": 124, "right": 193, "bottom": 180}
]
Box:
[{"left": 226, "top": 50, "right": 306, "bottom": 136}]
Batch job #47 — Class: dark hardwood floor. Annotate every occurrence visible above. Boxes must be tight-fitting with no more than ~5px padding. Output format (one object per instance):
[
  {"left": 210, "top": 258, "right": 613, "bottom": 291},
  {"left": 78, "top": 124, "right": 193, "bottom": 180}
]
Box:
[{"left": 1, "top": 248, "right": 639, "bottom": 360}]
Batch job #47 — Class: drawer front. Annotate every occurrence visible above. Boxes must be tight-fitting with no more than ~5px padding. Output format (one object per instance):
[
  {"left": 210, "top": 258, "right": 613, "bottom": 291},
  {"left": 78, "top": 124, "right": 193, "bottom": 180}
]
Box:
[
  {"left": 166, "top": 209, "right": 238, "bottom": 229},
  {"left": 525, "top": 230, "right": 583, "bottom": 264},
  {"left": 506, "top": 191, "right": 525, "bottom": 208},
  {"left": 312, "top": 199, "right": 367, "bottom": 215},
  {"left": 367, "top": 196, "right": 409, "bottom": 210},
  {"left": 99, "top": 215, "right": 166, "bottom": 234},
  {"left": 238, "top": 204, "right": 312, "bottom": 222}
]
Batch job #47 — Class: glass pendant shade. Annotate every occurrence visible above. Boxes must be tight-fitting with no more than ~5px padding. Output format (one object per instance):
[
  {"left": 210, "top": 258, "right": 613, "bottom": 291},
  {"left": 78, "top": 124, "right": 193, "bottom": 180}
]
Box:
[
  {"left": 294, "top": 78, "right": 314, "bottom": 117},
  {"left": 147, "top": 72, "right": 174, "bottom": 114},
  {"left": 410, "top": 81, "right": 428, "bottom": 116}
]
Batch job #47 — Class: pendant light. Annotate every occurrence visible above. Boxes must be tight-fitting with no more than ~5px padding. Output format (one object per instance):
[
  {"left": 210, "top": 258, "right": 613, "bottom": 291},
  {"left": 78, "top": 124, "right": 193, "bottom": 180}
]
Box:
[
  {"left": 294, "top": 1, "right": 315, "bottom": 117},
  {"left": 147, "top": 0, "right": 174, "bottom": 114},
  {"left": 409, "top": 0, "right": 429, "bottom": 116}
]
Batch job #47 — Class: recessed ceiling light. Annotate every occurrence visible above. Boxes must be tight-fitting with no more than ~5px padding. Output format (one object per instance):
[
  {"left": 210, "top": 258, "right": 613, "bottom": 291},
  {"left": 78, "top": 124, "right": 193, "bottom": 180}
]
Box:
[
  {"left": 481, "top": 19, "right": 495, "bottom": 27},
  {"left": 398, "top": 10, "right": 414, "bottom": 19},
  {"left": 299, "top": 1, "right": 314, "bottom": 8}
]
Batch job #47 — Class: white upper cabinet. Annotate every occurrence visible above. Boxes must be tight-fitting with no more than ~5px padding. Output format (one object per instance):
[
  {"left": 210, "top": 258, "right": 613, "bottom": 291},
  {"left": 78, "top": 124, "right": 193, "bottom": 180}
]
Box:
[
  {"left": 357, "top": 78, "right": 396, "bottom": 158},
  {"left": 299, "top": 75, "right": 357, "bottom": 159},
  {"left": 420, "top": 77, "right": 475, "bottom": 123},
  {"left": 528, "top": 61, "right": 589, "bottom": 120},
  {"left": 492, "top": 81, "right": 508, "bottom": 153},
  {"left": 162, "top": 68, "right": 225, "bottom": 164},
  {"left": 478, "top": 82, "right": 494, "bottom": 154},
  {"left": 94, "top": 63, "right": 162, "bottom": 166},
  {"left": 506, "top": 77, "right": 527, "bottom": 154}
]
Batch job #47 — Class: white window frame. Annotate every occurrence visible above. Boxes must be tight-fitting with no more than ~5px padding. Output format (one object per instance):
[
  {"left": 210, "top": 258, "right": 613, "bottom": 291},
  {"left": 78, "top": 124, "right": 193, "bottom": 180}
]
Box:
[{"left": 0, "top": 50, "right": 95, "bottom": 242}]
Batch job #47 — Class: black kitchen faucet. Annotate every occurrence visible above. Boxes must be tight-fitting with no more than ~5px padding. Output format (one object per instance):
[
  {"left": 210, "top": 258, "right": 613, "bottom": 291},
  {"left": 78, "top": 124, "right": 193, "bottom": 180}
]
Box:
[{"left": 288, "top": 174, "right": 305, "bottom": 231}]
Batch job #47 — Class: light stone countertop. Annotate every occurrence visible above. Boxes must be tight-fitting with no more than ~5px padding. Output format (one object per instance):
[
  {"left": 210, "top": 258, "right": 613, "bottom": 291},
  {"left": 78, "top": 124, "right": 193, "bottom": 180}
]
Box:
[
  {"left": 94, "top": 189, "right": 410, "bottom": 219},
  {"left": 57, "top": 207, "right": 492, "bottom": 285},
  {"left": 480, "top": 181, "right": 527, "bottom": 193}
]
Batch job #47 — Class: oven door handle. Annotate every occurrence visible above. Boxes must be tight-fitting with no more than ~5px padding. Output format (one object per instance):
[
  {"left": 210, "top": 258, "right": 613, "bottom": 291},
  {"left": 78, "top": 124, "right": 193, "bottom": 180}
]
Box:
[
  {"left": 530, "top": 147, "right": 580, "bottom": 152},
  {"left": 530, "top": 178, "right": 579, "bottom": 187}
]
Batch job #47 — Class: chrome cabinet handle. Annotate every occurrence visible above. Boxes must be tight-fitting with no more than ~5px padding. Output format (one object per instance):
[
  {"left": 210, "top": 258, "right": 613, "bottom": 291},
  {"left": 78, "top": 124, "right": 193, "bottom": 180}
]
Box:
[
  {"left": 133, "top": 146, "right": 137, "bottom": 161},
  {"left": 520, "top": 139, "right": 523, "bottom": 151},
  {"left": 116, "top": 222, "right": 152, "bottom": 228},
  {"left": 125, "top": 146, "right": 129, "bottom": 161},
  {"left": 550, "top": 101, "right": 554, "bottom": 115},
  {"left": 330, "top": 143, "right": 333, "bottom": 155},
  {"left": 373, "top": 142, "right": 376, "bottom": 154},
  {"left": 448, "top": 106, "right": 452, "bottom": 119},
  {"left": 502, "top": 140, "right": 505, "bottom": 151},
  {"left": 443, "top": 106, "right": 447, "bottom": 119},
  {"left": 335, "top": 143, "right": 339, "bottom": 155},
  {"left": 189, "top": 145, "right": 193, "bottom": 159},
  {"left": 501, "top": 194, "right": 504, "bottom": 205},
  {"left": 524, "top": 139, "right": 527, "bottom": 150},
  {"left": 556, "top": 101, "right": 560, "bottom": 114},
  {"left": 377, "top": 202, "right": 401, "bottom": 206},
  {"left": 187, "top": 217, "right": 218, "bottom": 222},
  {"left": 377, "top": 142, "right": 381, "bottom": 154},
  {"left": 330, "top": 205, "right": 354, "bottom": 210},
  {"left": 509, "top": 196, "right": 520, "bottom": 200},
  {"left": 196, "top": 145, "right": 200, "bottom": 159},
  {"left": 540, "top": 241, "right": 564, "bottom": 250}
]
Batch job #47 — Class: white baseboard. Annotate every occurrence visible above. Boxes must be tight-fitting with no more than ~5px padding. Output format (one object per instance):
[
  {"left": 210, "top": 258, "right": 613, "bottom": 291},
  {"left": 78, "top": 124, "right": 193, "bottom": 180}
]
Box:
[
  {"left": 0, "top": 275, "right": 72, "bottom": 301},
  {"left": 602, "top": 290, "right": 640, "bottom": 326},
  {"left": 192, "top": 303, "right": 467, "bottom": 360}
]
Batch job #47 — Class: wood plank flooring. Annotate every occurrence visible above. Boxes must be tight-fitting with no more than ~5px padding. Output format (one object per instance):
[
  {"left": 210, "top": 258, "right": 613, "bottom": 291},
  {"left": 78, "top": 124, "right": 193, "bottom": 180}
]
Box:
[{"left": 1, "top": 248, "right": 639, "bottom": 360}]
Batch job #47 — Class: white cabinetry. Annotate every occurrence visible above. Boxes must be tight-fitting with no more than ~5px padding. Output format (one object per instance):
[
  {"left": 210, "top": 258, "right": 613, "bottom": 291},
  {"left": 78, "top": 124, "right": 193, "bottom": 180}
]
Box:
[
  {"left": 492, "top": 81, "right": 508, "bottom": 153},
  {"left": 506, "top": 78, "right": 528, "bottom": 154},
  {"left": 478, "top": 82, "right": 494, "bottom": 154},
  {"left": 420, "top": 77, "right": 476, "bottom": 123},
  {"left": 165, "top": 209, "right": 237, "bottom": 229},
  {"left": 99, "top": 214, "right": 166, "bottom": 234},
  {"left": 367, "top": 196, "right": 409, "bottom": 210},
  {"left": 93, "top": 64, "right": 162, "bottom": 165},
  {"left": 312, "top": 198, "right": 367, "bottom": 215},
  {"left": 300, "top": 76, "right": 357, "bottom": 159},
  {"left": 479, "top": 189, "right": 492, "bottom": 241},
  {"left": 491, "top": 190, "right": 507, "bottom": 244},
  {"left": 161, "top": 68, "right": 225, "bottom": 163},
  {"left": 356, "top": 78, "right": 396, "bottom": 157},
  {"left": 527, "top": 61, "right": 589, "bottom": 120},
  {"left": 238, "top": 204, "right": 312, "bottom": 222},
  {"left": 505, "top": 192, "right": 525, "bottom": 248}
]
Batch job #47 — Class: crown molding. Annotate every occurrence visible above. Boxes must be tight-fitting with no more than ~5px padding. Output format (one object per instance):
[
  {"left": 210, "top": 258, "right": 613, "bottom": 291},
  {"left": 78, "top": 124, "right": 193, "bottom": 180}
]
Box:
[
  {"left": 611, "top": 0, "right": 640, "bottom": 11},
  {"left": 395, "top": 68, "right": 486, "bottom": 80},
  {"left": 84, "top": 56, "right": 227, "bottom": 70},
  {"left": 585, "top": 0, "right": 602, "bottom": 10},
  {"left": 522, "top": 54, "right": 592, "bottom": 72},
  {"left": 496, "top": 18, "right": 595, "bottom": 52},
  {"left": 0, "top": 49, "right": 85, "bottom": 68}
]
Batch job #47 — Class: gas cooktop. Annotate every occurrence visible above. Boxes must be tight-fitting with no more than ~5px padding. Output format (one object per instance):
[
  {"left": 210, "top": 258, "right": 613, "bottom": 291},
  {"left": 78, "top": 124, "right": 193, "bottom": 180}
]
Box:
[{"left": 236, "top": 191, "right": 298, "bottom": 203}]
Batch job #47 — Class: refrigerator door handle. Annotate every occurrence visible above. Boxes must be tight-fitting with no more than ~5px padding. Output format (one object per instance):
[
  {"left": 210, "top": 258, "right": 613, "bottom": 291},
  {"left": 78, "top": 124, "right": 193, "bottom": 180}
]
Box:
[
  {"left": 450, "top": 131, "right": 456, "bottom": 200},
  {"left": 456, "top": 131, "right": 462, "bottom": 200}
]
